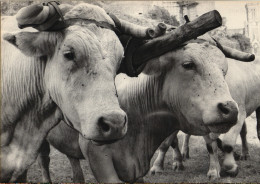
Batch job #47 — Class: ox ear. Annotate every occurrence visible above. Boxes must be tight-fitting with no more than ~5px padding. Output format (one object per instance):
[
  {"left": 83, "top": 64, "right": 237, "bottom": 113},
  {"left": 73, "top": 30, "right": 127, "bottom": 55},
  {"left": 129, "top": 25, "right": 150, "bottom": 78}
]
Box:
[{"left": 3, "top": 31, "right": 62, "bottom": 57}]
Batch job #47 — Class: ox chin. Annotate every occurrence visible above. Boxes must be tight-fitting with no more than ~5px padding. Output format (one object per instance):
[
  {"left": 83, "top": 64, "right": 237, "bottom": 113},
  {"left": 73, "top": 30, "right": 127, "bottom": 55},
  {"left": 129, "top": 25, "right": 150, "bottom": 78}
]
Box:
[
  {"left": 206, "top": 122, "right": 236, "bottom": 134},
  {"left": 90, "top": 139, "right": 119, "bottom": 146}
]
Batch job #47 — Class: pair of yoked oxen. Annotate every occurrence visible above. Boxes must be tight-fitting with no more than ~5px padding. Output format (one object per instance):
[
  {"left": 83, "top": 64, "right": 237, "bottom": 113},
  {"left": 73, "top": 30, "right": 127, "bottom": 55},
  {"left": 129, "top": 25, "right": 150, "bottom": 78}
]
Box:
[{"left": 1, "top": 2, "right": 258, "bottom": 183}]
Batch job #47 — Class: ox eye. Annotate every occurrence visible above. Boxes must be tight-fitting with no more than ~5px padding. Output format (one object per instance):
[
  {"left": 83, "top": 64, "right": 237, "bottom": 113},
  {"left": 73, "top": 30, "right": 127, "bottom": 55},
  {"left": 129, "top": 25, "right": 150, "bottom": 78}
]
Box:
[
  {"left": 63, "top": 51, "right": 75, "bottom": 60},
  {"left": 182, "top": 62, "right": 196, "bottom": 70}
]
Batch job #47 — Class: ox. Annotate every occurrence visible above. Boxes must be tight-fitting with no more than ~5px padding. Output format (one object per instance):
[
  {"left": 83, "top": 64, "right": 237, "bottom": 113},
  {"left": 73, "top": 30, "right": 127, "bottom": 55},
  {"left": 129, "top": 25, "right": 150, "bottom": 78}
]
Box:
[
  {"left": 151, "top": 55, "right": 260, "bottom": 179},
  {"left": 36, "top": 37, "right": 240, "bottom": 182},
  {"left": 1, "top": 3, "right": 131, "bottom": 182}
]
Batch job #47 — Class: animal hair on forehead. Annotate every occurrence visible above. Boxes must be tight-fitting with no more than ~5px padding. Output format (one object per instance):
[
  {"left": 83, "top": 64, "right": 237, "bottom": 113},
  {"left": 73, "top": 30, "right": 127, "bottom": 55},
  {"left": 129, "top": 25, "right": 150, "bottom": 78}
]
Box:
[{"left": 64, "top": 3, "right": 115, "bottom": 26}]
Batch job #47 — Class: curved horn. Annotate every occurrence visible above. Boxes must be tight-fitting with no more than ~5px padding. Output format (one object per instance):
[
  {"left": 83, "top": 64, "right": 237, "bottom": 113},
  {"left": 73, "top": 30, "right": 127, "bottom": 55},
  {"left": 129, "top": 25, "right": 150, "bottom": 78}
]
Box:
[
  {"left": 132, "top": 10, "right": 222, "bottom": 68},
  {"left": 213, "top": 39, "right": 255, "bottom": 62},
  {"left": 109, "top": 13, "right": 156, "bottom": 38},
  {"left": 153, "top": 23, "right": 167, "bottom": 37},
  {"left": 120, "top": 19, "right": 156, "bottom": 38},
  {"left": 16, "top": 2, "right": 73, "bottom": 31},
  {"left": 16, "top": 4, "right": 49, "bottom": 27}
]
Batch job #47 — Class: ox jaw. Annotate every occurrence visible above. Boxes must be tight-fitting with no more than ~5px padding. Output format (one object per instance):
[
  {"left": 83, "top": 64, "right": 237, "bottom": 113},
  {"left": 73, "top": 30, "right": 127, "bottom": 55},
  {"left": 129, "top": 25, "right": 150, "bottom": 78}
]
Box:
[
  {"left": 202, "top": 102, "right": 238, "bottom": 134},
  {"left": 90, "top": 139, "right": 119, "bottom": 146},
  {"left": 206, "top": 121, "right": 237, "bottom": 134},
  {"left": 205, "top": 113, "right": 238, "bottom": 134}
]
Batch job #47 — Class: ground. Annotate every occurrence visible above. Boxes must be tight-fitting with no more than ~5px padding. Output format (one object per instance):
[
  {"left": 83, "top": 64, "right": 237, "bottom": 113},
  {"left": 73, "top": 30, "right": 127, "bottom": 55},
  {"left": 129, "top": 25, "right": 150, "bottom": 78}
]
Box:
[{"left": 27, "top": 114, "right": 260, "bottom": 183}]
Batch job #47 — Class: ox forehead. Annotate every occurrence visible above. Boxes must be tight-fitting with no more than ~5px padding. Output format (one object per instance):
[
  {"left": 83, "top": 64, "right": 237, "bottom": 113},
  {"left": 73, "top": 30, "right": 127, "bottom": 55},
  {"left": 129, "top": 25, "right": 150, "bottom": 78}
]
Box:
[
  {"left": 60, "top": 25, "right": 122, "bottom": 67},
  {"left": 145, "top": 40, "right": 227, "bottom": 76},
  {"left": 182, "top": 42, "right": 228, "bottom": 71}
]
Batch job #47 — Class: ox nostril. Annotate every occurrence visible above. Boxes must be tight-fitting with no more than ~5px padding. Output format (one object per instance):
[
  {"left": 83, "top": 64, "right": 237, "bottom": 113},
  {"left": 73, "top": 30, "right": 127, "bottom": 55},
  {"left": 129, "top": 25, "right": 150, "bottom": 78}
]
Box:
[
  {"left": 218, "top": 103, "right": 230, "bottom": 115},
  {"left": 124, "top": 115, "right": 127, "bottom": 126},
  {"left": 98, "top": 117, "right": 110, "bottom": 132}
]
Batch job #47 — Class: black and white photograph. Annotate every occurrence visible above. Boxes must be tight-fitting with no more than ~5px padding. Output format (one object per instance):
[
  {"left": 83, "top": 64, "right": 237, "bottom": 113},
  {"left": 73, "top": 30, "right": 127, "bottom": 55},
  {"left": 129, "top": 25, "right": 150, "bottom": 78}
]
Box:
[{"left": 1, "top": 0, "right": 260, "bottom": 182}]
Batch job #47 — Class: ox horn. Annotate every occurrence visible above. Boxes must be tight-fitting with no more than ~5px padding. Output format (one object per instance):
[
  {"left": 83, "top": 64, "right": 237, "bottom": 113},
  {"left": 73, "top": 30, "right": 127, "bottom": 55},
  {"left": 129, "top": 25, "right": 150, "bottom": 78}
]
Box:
[
  {"left": 123, "top": 10, "right": 222, "bottom": 76},
  {"left": 16, "top": 2, "right": 73, "bottom": 31},
  {"left": 16, "top": 4, "right": 49, "bottom": 26},
  {"left": 109, "top": 13, "right": 167, "bottom": 39},
  {"left": 213, "top": 38, "right": 255, "bottom": 62}
]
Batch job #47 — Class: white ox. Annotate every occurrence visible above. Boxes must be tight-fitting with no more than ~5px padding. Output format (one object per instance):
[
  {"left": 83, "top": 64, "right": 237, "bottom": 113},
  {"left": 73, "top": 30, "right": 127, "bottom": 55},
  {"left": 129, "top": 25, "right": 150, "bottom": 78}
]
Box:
[
  {"left": 151, "top": 55, "right": 260, "bottom": 179},
  {"left": 36, "top": 38, "right": 240, "bottom": 182},
  {"left": 1, "top": 3, "right": 128, "bottom": 182}
]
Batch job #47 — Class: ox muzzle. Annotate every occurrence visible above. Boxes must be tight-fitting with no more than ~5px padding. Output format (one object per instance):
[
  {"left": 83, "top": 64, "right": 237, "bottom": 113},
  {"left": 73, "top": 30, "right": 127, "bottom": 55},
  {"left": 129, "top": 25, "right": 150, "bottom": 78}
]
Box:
[{"left": 204, "top": 100, "right": 238, "bottom": 133}]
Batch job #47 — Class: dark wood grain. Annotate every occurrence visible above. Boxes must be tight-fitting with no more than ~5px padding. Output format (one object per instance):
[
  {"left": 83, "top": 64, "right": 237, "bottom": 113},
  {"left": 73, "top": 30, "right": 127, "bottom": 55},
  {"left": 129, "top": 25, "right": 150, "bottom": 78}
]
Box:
[{"left": 133, "top": 10, "right": 222, "bottom": 66}]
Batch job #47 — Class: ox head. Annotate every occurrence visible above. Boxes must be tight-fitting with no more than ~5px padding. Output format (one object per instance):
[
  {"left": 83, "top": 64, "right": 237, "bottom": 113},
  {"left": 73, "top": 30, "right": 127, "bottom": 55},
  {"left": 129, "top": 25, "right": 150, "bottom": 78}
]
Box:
[
  {"left": 3, "top": 3, "right": 128, "bottom": 143},
  {"left": 126, "top": 11, "right": 253, "bottom": 134},
  {"left": 143, "top": 37, "right": 239, "bottom": 134}
]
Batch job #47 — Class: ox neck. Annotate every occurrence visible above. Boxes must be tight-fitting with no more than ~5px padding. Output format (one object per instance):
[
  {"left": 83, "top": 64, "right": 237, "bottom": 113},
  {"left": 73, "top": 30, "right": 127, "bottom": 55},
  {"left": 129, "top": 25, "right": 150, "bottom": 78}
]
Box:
[
  {"left": 116, "top": 74, "right": 179, "bottom": 180},
  {"left": 1, "top": 44, "right": 60, "bottom": 142},
  {"left": 118, "top": 74, "right": 165, "bottom": 113},
  {"left": 1, "top": 45, "right": 63, "bottom": 177},
  {"left": 2, "top": 49, "right": 47, "bottom": 125}
]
